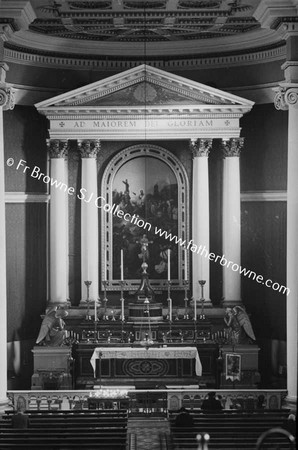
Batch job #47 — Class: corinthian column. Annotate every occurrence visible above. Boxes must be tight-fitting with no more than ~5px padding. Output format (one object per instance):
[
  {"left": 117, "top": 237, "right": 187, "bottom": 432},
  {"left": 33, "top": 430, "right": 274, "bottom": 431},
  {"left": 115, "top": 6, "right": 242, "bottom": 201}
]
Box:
[
  {"left": 0, "top": 68, "right": 15, "bottom": 410},
  {"left": 78, "top": 140, "right": 100, "bottom": 304},
  {"left": 190, "top": 139, "right": 212, "bottom": 306},
  {"left": 221, "top": 138, "right": 244, "bottom": 307},
  {"left": 48, "top": 140, "right": 69, "bottom": 306},
  {"left": 275, "top": 85, "right": 298, "bottom": 406}
]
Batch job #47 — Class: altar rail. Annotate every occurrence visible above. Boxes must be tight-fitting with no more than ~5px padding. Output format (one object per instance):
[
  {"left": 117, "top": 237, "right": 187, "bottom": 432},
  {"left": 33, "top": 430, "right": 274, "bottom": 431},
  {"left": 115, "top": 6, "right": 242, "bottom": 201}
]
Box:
[{"left": 6, "top": 389, "right": 287, "bottom": 417}]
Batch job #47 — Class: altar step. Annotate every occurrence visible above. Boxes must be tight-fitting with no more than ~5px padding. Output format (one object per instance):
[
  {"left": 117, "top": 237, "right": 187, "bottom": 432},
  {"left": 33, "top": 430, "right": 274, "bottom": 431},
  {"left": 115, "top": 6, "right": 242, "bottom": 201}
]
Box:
[{"left": 127, "top": 418, "right": 170, "bottom": 450}]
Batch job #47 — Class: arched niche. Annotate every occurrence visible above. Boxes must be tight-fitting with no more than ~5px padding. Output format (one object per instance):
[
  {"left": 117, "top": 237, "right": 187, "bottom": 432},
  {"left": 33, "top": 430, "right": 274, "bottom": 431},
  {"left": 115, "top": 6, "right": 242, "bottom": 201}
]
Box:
[{"left": 101, "top": 144, "right": 189, "bottom": 291}]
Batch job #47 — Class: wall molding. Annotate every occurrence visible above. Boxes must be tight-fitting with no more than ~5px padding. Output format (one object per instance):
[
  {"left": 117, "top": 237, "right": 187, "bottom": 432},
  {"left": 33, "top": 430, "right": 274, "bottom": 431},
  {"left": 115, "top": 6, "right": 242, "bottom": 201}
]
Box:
[
  {"left": 241, "top": 191, "right": 287, "bottom": 202},
  {"left": 5, "top": 192, "right": 49, "bottom": 203},
  {"left": 4, "top": 42, "right": 286, "bottom": 72}
]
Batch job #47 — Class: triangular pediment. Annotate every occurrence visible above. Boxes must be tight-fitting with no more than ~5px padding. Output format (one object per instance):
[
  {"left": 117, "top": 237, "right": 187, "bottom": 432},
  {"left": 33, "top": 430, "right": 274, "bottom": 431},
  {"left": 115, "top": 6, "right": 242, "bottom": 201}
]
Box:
[{"left": 35, "top": 64, "right": 254, "bottom": 113}]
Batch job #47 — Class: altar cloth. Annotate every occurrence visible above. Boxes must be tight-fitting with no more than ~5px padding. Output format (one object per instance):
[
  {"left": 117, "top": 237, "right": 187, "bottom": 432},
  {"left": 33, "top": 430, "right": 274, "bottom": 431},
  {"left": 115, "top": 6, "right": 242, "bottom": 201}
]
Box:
[{"left": 90, "top": 346, "right": 202, "bottom": 377}]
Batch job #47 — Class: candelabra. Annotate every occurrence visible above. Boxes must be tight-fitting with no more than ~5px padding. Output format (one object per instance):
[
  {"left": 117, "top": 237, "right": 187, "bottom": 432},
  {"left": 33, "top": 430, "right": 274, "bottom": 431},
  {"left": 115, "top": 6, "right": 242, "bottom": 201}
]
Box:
[
  {"left": 102, "top": 280, "right": 109, "bottom": 320},
  {"left": 84, "top": 280, "right": 92, "bottom": 320},
  {"left": 199, "top": 280, "right": 206, "bottom": 319},
  {"left": 183, "top": 280, "right": 189, "bottom": 319}
]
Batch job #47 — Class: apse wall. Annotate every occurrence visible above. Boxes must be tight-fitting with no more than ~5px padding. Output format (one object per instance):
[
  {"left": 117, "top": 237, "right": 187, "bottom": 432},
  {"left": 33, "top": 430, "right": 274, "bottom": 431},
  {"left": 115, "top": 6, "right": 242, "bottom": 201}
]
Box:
[{"left": 4, "top": 99, "right": 288, "bottom": 388}]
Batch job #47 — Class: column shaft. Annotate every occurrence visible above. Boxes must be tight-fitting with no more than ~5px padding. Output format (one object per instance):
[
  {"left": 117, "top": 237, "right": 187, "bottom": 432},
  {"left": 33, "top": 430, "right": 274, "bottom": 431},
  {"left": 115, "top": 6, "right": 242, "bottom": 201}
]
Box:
[
  {"left": 222, "top": 138, "right": 244, "bottom": 307},
  {"left": 79, "top": 140, "right": 100, "bottom": 303},
  {"left": 48, "top": 140, "right": 69, "bottom": 306},
  {"left": 191, "top": 139, "right": 212, "bottom": 304}
]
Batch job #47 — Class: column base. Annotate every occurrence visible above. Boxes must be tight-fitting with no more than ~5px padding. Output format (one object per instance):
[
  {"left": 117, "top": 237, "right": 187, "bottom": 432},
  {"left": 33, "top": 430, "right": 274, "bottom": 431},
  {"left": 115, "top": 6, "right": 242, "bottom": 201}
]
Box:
[
  {"left": 79, "top": 299, "right": 101, "bottom": 307},
  {"left": 283, "top": 395, "right": 297, "bottom": 413},
  {"left": 0, "top": 396, "right": 10, "bottom": 413},
  {"left": 221, "top": 299, "right": 243, "bottom": 308}
]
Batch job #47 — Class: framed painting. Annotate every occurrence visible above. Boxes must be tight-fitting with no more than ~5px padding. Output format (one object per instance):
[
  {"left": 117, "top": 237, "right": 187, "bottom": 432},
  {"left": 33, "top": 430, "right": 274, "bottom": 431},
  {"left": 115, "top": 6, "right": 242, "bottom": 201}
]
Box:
[{"left": 101, "top": 144, "right": 189, "bottom": 291}]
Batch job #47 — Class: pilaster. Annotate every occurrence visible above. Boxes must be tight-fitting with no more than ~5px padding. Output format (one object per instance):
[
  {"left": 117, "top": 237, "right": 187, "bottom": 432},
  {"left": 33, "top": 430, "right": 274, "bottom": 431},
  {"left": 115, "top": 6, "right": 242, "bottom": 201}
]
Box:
[{"left": 0, "top": 67, "right": 14, "bottom": 411}]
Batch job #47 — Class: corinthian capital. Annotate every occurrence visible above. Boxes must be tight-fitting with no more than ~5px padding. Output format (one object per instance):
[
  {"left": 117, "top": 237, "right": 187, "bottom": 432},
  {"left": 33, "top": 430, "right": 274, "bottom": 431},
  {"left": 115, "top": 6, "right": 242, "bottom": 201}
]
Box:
[
  {"left": 222, "top": 138, "right": 244, "bottom": 157},
  {"left": 274, "top": 85, "right": 298, "bottom": 111},
  {"left": 0, "top": 85, "right": 15, "bottom": 110},
  {"left": 78, "top": 139, "right": 101, "bottom": 158},
  {"left": 47, "top": 139, "right": 69, "bottom": 159},
  {"left": 190, "top": 138, "right": 212, "bottom": 157}
]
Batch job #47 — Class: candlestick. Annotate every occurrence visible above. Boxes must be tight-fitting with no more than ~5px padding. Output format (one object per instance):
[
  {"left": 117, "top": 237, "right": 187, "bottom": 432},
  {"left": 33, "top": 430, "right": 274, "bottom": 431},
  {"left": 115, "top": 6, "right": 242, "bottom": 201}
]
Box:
[
  {"left": 183, "top": 280, "right": 189, "bottom": 319},
  {"left": 120, "top": 249, "right": 124, "bottom": 281},
  {"left": 119, "top": 280, "right": 125, "bottom": 322},
  {"left": 184, "top": 249, "right": 188, "bottom": 281},
  {"left": 167, "top": 248, "right": 171, "bottom": 281},
  {"left": 102, "top": 280, "right": 109, "bottom": 320},
  {"left": 84, "top": 280, "right": 92, "bottom": 320},
  {"left": 194, "top": 297, "right": 197, "bottom": 321}
]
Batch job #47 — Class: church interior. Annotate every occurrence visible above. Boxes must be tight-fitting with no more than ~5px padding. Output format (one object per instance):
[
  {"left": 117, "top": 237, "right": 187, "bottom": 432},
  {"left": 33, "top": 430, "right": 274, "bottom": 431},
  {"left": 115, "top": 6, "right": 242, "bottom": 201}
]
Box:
[{"left": 0, "top": 0, "right": 297, "bottom": 448}]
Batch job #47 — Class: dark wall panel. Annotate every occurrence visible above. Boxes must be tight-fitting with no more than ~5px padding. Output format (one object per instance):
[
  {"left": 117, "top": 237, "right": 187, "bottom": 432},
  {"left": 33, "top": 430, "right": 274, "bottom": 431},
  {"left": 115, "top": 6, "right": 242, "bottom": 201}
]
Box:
[
  {"left": 241, "top": 201, "right": 286, "bottom": 341},
  {"left": 4, "top": 106, "right": 48, "bottom": 193},
  {"left": 6, "top": 203, "right": 47, "bottom": 342},
  {"left": 240, "top": 103, "right": 288, "bottom": 191}
]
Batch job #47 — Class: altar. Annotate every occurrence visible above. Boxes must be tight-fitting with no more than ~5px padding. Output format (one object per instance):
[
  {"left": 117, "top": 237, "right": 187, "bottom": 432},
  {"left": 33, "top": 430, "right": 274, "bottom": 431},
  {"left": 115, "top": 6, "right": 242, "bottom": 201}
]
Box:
[{"left": 76, "top": 346, "right": 202, "bottom": 388}]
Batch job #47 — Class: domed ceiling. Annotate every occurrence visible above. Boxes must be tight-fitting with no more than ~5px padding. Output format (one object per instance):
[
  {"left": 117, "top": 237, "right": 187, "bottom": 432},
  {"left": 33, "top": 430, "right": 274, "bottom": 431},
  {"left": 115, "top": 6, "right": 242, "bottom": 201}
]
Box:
[{"left": 3, "top": 0, "right": 283, "bottom": 58}]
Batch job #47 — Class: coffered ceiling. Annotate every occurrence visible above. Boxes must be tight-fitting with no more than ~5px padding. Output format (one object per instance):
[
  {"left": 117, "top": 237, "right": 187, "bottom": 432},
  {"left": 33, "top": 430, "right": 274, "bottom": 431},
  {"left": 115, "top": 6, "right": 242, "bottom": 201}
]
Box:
[{"left": 1, "top": 0, "right": 285, "bottom": 57}]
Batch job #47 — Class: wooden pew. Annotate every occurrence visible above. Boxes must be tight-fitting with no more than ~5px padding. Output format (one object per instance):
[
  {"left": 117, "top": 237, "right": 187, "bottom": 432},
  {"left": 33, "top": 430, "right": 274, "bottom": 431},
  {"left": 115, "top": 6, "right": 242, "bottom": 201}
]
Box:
[{"left": 168, "top": 409, "right": 292, "bottom": 449}]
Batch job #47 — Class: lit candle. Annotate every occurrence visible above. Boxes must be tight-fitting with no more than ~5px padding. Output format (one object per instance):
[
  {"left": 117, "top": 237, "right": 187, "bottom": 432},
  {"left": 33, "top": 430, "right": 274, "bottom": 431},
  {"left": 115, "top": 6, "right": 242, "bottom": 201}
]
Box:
[
  {"left": 184, "top": 250, "right": 188, "bottom": 281},
  {"left": 194, "top": 298, "right": 197, "bottom": 321},
  {"left": 167, "top": 249, "right": 171, "bottom": 281},
  {"left": 120, "top": 249, "right": 124, "bottom": 281}
]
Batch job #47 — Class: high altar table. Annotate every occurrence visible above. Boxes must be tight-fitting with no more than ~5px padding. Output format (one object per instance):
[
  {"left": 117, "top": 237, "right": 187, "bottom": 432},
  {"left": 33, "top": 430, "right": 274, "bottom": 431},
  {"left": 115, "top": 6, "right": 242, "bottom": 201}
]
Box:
[{"left": 90, "top": 347, "right": 202, "bottom": 382}]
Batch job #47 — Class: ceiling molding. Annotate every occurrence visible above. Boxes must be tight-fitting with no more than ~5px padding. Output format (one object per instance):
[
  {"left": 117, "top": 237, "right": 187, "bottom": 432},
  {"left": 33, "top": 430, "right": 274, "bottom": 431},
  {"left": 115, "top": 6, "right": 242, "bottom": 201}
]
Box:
[{"left": 4, "top": 41, "right": 286, "bottom": 71}]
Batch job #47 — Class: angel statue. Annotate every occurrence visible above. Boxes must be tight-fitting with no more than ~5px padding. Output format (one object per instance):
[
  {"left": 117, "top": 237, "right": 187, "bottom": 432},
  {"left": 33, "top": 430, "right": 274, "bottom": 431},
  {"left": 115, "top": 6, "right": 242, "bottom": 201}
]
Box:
[
  {"left": 36, "top": 307, "right": 69, "bottom": 347},
  {"left": 224, "top": 306, "right": 256, "bottom": 344}
]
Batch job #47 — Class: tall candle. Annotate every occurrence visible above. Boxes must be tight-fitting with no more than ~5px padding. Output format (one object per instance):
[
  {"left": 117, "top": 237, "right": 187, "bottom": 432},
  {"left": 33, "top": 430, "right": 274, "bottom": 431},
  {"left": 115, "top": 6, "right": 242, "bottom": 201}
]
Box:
[
  {"left": 194, "top": 298, "right": 197, "bottom": 321},
  {"left": 167, "top": 249, "right": 171, "bottom": 281},
  {"left": 94, "top": 299, "right": 97, "bottom": 322},
  {"left": 120, "top": 249, "right": 124, "bottom": 281},
  {"left": 121, "top": 298, "right": 125, "bottom": 321},
  {"left": 168, "top": 298, "right": 172, "bottom": 322},
  {"left": 184, "top": 250, "right": 188, "bottom": 281}
]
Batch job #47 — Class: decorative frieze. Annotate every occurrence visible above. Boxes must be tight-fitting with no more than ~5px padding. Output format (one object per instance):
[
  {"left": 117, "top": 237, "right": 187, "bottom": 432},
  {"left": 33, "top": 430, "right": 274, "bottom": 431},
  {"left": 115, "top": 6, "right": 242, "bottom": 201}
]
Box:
[
  {"left": 221, "top": 138, "right": 244, "bottom": 157},
  {"left": 190, "top": 138, "right": 212, "bottom": 157},
  {"left": 77, "top": 139, "right": 100, "bottom": 158},
  {"left": 274, "top": 85, "right": 298, "bottom": 111},
  {"left": 47, "top": 139, "right": 69, "bottom": 158}
]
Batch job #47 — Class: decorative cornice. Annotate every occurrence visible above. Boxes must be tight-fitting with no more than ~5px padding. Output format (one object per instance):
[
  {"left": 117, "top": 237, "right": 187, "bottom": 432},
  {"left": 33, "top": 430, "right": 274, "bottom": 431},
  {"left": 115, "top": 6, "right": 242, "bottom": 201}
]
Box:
[
  {"left": 0, "top": 84, "right": 15, "bottom": 110},
  {"left": 4, "top": 42, "right": 286, "bottom": 71},
  {"left": 222, "top": 137, "right": 244, "bottom": 157},
  {"left": 274, "top": 84, "right": 298, "bottom": 110},
  {"left": 47, "top": 139, "right": 69, "bottom": 158},
  {"left": 77, "top": 139, "right": 100, "bottom": 158},
  {"left": 190, "top": 139, "right": 213, "bottom": 157}
]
